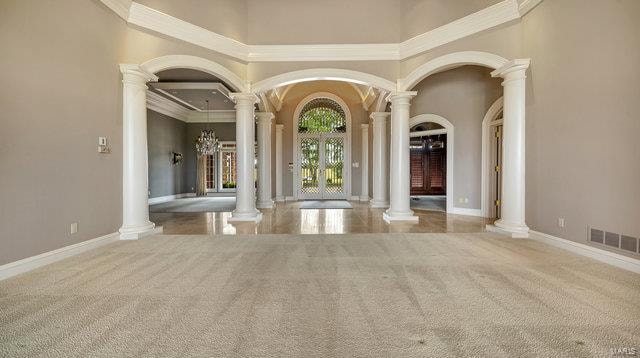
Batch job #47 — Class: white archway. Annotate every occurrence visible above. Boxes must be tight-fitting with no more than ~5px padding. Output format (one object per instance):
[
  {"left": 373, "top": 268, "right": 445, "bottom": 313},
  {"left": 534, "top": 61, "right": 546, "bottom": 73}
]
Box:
[
  {"left": 251, "top": 68, "right": 397, "bottom": 94},
  {"left": 292, "top": 92, "right": 352, "bottom": 200},
  {"left": 141, "top": 55, "right": 247, "bottom": 92},
  {"left": 481, "top": 97, "right": 504, "bottom": 218},
  {"left": 399, "top": 51, "right": 509, "bottom": 91},
  {"left": 409, "top": 114, "right": 455, "bottom": 213}
]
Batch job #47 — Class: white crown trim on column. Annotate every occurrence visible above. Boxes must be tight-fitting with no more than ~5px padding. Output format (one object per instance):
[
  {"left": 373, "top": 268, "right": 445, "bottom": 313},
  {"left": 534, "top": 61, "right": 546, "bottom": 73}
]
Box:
[{"left": 101, "top": 0, "right": 541, "bottom": 63}]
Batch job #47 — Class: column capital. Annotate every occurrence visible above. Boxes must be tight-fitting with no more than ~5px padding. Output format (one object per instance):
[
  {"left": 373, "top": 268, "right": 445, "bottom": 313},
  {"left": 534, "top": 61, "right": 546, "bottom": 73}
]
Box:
[
  {"left": 119, "top": 64, "right": 158, "bottom": 84},
  {"left": 369, "top": 112, "right": 390, "bottom": 122},
  {"left": 491, "top": 59, "right": 530, "bottom": 79},
  {"left": 275, "top": 123, "right": 284, "bottom": 131},
  {"left": 230, "top": 92, "right": 260, "bottom": 106},
  {"left": 255, "top": 112, "right": 275, "bottom": 123},
  {"left": 386, "top": 91, "right": 417, "bottom": 103},
  {"left": 361, "top": 123, "right": 369, "bottom": 131}
]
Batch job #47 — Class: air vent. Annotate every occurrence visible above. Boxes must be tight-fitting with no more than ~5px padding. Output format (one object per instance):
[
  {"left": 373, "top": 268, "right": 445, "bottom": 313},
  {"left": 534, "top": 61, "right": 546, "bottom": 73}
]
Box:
[
  {"left": 590, "top": 228, "right": 604, "bottom": 244},
  {"left": 605, "top": 232, "right": 620, "bottom": 248},
  {"left": 621, "top": 235, "right": 639, "bottom": 253}
]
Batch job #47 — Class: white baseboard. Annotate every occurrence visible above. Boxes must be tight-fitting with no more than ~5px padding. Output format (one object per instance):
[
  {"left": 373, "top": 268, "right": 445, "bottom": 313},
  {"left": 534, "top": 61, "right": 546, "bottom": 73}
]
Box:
[
  {"left": 148, "top": 192, "right": 196, "bottom": 204},
  {"left": 451, "top": 207, "right": 483, "bottom": 217},
  {"left": 529, "top": 230, "right": 640, "bottom": 274},
  {"left": 275, "top": 196, "right": 285, "bottom": 202},
  {"left": 0, "top": 232, "right": 119, "bottom": 281},
  {"left": 359, "top": 195, "right": 370, "bottom": 202},
  {"left": 285, "top": 196, "right": 295, "bottom": 202},
  {"left": 349, "top": 196, "right": 360, "bottom": 201}
]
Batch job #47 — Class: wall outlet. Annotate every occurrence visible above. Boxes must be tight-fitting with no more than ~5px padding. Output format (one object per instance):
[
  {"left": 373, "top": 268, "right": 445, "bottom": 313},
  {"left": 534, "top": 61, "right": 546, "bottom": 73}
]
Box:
[
  {"left": 70, "top": 222, "right": 78, "bottom": 234},
  {"left": 352, "top": 162, "right": 359, "bottom": 168},
  {"left": 558, "top": 218, "right": 565, "bottom": 228},
  {"left": 191, "top": 187, "right": 194, "bottom": 191}
]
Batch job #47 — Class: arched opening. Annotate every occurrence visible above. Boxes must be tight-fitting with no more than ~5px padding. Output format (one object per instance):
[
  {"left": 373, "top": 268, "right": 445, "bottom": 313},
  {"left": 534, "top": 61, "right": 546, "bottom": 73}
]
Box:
[
  {"left": 293, "top": 92, "right": 351, "bottom": 200},
  {"left": 408, "top": 114, "right": 455, "bottom": 213}
]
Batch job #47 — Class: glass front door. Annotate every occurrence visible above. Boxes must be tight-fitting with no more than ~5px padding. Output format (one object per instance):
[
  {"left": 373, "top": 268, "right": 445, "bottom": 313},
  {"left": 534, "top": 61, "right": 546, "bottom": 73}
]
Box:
[{"left": 298, "top": 134, "right": 346, "bottom": 199}]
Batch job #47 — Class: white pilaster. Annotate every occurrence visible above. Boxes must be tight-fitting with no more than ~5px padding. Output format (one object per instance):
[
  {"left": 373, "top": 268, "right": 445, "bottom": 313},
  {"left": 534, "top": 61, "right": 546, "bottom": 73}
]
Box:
[
  {"left": 359, "top": 124, "right": 370, "bottom": 201},
  {"left": 119, "top": 64, "right": 160, "bottom": 240},
  {"left": 256, "top": 112, "right": 275, "bottom": 208},
  {"left": 369, "top": 112, "right": 390, "bottom": 208},
  {"left": 384, "top": 92, "right": 418, "bottom": 222},
  {"left": 275, "top": 124, "right": 284, "bottom": 202},
  {"left": 488, "top": 59, "right": 530, "bottom": 238},
  {"left": 229, "top": 93, "right": 262, "bottom": 222}
]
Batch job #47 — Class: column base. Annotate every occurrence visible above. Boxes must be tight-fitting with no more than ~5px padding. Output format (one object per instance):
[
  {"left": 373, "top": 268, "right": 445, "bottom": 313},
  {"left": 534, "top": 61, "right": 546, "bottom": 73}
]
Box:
[
  {"left": 229, "top": 209, "right": 263, "bottom": 222},
  {"left": 383, "top": 209, "right": 419, "bottom": 223},
  {"left": 486, "top": 220, "right": 530, "bottom": 238},
  {"left": 359, "top": 195, "right": 370, "bottom": 202},
  {"left": 275, "top": 196, "right": 285, "bottom": 202},
  {"left": 370, "top": 199, "right": 389, "bottom": 208},
  {"left": 257, "top": 199, "right": 275, "bottom": 209},
  {"left": 119, "top": 222, "right": 162, "bottom": 240}
]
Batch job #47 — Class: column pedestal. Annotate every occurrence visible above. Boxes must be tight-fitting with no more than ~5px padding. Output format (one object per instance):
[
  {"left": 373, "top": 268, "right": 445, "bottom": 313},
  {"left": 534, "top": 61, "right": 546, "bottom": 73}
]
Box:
[
  {"left": 229, "top": 93, "right": 262, "bottom": 222},
  {"left": 384, "top": 92, "right": 418, "bottom": 223}
]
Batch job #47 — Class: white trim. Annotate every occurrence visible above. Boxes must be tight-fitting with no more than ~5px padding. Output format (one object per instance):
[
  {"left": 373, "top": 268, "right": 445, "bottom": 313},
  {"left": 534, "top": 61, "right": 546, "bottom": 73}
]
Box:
[
  {"left": 481, "top": 97, "right": 504, "bottom": 218},
  {"left": 0, "top": 232, "right": 120, "bottom": 281},
  {"left": 251, "top": 69, "right": 397, "bottom": 94},
  {"left": 146, "top": 91, "right": 237, "bottom": 122},
  {"left": 148, "top": 192, "right": 196, "bottom": 204},
  {"left": 518, "top": 0, "right": 544, "bottom": 15},
  {"left": 409, "top": 114, "right": 455, "bottom": 214},
  {"left": 400, "top": 51, "right": 509, "bottom": 91},
  {"left": 103, "top": 0, "right": 536, "bottom": 62},
  {"left": 452, "top": 207, "right": 483, "bottom": 217},
  {"left": 285, "top": 196, "right": 295, "bottom": 202},
  {"left": 349, "top": 196, "right": 360, "bottom": 201},
  {"left": 151, "top": 82, "right": 232, "bottom": 107},
  {"left": 529, "top": 231, "right": 640, "bottom": 275},
  {"left": 140, "top": 55, "right": 247, "bottom": 92},
  {"left": 292, "top": 92, "right": 352, "bottom": 200}
]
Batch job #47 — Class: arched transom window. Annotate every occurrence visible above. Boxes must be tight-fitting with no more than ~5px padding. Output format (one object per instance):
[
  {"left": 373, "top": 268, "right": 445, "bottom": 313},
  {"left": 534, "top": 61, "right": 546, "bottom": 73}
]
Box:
[{"left": 298, "top": 98, "right": 346, "bottom": 133}]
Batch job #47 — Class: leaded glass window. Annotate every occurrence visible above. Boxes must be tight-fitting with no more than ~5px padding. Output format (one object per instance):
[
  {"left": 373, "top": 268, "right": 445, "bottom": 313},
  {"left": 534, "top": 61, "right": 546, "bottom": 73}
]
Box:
[{"left": 298, "top": 98, "right": 346, "bottom": 133}]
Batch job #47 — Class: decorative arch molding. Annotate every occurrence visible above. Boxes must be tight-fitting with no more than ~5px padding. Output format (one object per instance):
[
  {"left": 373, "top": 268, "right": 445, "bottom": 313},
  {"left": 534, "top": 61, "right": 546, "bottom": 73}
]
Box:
[
  {"left": 409, "top": 114, "right": 455, "bottom": 213},
  {"left": 140, "top": 55, "right": 247, "bottom": 92},
  {"left": 399, "top": 51, "right": 510, "bottom": 91},
  {"left": 251, "top": 68, "right": 397, "bottom": 94},
  {"left": 291, "top": 92, "right": 352, "bottom": 200},
  {"left": 481, "top": 96, "right": 504, "bottom": 218}
]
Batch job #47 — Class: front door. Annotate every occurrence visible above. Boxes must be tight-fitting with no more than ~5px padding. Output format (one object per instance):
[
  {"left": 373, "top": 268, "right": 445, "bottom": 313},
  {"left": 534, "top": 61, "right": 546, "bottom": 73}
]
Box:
[{"left": 298, "top": 134, "right": 346, "bottom": 199}]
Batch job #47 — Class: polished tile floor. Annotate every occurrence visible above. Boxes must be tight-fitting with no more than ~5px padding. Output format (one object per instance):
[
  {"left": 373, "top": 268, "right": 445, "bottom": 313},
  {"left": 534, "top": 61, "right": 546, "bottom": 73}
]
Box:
[{"left": 150, "top": 200, "right": 495, "bottom": 235}]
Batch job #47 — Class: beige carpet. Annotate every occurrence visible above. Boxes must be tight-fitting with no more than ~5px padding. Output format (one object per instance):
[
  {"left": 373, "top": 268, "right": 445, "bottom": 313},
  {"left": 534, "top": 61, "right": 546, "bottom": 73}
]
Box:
[{"left": 1, "top": 233, "right": 639, "bottom": 357}]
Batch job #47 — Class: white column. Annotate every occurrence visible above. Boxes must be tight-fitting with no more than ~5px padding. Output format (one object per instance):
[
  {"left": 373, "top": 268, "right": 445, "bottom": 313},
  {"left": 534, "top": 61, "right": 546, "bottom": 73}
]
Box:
[
  {"left": 119, "top": 64, "right": 159, "bottom": 240},
  {"left": 360, "top": 123, "right": 370, "bottom": 202},
  {"left": 384, "top": 92, "right": 418, "bottom": 222},
  {"left": 488, "top": 59, "right": 530, "bottom": 238},
  {"left": 256, "top": 112, "right": 274, "bottom": 208},
  {"left": 369, "top": 112, "right": 390, "bottom": 208},
  {"left": 229, "top": 93, "right": 262, "bottom": 222},
  {"left": 275, "top": 124, "right": 284, "bottom": 202}
]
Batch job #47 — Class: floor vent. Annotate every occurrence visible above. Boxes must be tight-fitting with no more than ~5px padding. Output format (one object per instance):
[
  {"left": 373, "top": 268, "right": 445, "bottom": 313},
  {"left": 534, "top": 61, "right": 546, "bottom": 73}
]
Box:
[{"left": 590, "top": 227, "right": 639, "bottom": 254}]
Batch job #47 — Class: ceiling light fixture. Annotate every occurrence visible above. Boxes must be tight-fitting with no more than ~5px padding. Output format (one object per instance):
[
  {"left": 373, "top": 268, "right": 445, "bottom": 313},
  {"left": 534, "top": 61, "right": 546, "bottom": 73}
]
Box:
[{"left": 195, "top": 99, "right": 220, "bottom": 156}]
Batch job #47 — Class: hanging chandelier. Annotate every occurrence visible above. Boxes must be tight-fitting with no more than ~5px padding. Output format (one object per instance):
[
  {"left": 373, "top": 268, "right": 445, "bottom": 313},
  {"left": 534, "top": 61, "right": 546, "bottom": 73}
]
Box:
[{"left": 195, "top": 99, "right": 220, "bottom": 156}]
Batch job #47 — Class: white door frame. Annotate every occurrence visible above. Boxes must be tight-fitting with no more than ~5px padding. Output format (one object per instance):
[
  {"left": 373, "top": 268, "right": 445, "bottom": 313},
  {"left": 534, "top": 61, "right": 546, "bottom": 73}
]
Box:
[
  {"left": 292, "top": 92, "right": 351, "bottom": 200},
  {"left": 408, "top": 114, "right": 454, "bottom": 213},
  {"left": 481, "top": 97, "right": 504, "bottom": 217}
]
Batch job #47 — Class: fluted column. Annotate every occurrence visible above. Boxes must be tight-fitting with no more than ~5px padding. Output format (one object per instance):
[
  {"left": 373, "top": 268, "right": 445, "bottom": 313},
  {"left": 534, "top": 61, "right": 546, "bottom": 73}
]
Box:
[
  {"left": 229, "top": 93, "right": 262, "bottom": 222},
  {"left": 119, "top": 64, "right": 159, "bottom": 240},
  {"left": 369, "top": 112, "right": 390, "bottom": 208},
  {"left": 256, "top": 112, "right": 274, "bottom": 208},
  {"left": 360, "top": 123, "right": 369, "bottom": 201},
  {"left": 489, "top": 59, "right": 531, "bottom": 238},
  {"left": 384, "top": 92, "right": 418, "bottom": 222},
  {"left": 275, "top": 124, "right": 284, "bottom": 202}
]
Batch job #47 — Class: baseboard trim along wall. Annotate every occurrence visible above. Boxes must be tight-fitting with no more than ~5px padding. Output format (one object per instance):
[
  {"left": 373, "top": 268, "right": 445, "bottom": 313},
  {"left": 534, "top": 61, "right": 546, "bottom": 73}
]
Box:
[
  {"left": 529, "top": 230, "right": 640, "bottom": 274},
  {"left": 0, "top": 232, "right": 120, "bottom": 281},
  {"left": 148, "top": 192, "right": 196, "bottom": 204},
  {"left": 452, "top": 207, "right": 483, "bottom": 217}
]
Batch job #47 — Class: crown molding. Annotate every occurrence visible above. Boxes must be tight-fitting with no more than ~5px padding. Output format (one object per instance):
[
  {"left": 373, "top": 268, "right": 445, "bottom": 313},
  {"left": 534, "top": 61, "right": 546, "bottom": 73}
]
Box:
[
  {"left": 146, "top": 91, "right": 237, "bottom": 122},
  {"left": 102, "top": 0, "right": 541, "bottom": 63}
]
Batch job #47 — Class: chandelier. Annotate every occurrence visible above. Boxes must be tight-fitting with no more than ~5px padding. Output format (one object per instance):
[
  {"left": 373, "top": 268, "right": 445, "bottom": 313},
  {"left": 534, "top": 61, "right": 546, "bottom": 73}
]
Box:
[{"left": 195, "top": 99, "right": 220, "bottom": 156}]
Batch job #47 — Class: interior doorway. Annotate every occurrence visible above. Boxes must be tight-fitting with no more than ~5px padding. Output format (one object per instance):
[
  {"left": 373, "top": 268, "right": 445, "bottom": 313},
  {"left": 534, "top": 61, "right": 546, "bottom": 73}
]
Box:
[{"left": 489, "top": 123, "right": 503, "bottom": 219}]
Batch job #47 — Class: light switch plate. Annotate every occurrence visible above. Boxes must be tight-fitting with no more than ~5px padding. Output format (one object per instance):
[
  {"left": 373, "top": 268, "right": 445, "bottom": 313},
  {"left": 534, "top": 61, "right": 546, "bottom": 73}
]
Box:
[{"left": 70, "top": 222, "right": 78, "bottom": 234}]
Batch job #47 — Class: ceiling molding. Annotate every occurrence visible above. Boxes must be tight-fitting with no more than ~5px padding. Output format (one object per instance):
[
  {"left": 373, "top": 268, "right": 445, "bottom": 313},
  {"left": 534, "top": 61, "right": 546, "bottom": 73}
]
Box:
[
  {"left": 147, "top": 91, "right": 237, "bottom": 123},
  {"left": 102, "top": 0, "right": 541, "bottom": 63},
  {"left": 518, "top": 0, "right": 544, "bottom": 16}
]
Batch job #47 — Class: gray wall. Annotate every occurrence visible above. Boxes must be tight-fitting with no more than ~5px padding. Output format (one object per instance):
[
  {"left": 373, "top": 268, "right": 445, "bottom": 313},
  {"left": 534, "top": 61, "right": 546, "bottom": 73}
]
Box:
[
  {"left": 523, "top": 0, "right": 640, "bottom": 250},
  {"left": 147, "top": 110, "right": 189, "bottom": 198},
  {"left": 0, "top": 0, "right": 126, "bottom": 265},
  {"left": 411, "top": 66, "right": 503, "bottom": 210}
]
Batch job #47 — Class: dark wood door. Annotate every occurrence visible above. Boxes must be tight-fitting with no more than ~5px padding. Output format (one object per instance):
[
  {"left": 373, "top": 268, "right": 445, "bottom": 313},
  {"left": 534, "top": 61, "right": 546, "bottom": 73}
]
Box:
[{"left": 410, "top": 136, "right": 446, "bottom": 195}]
